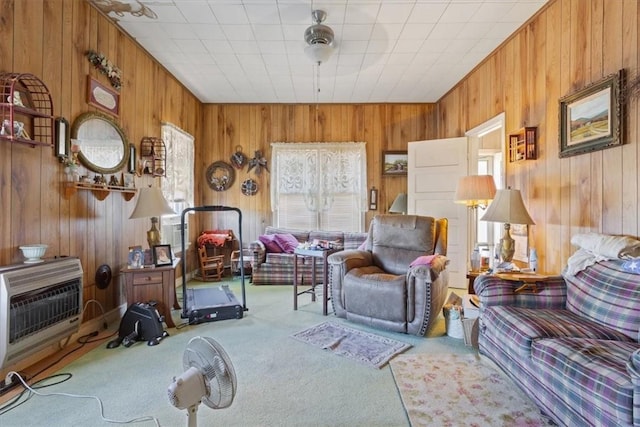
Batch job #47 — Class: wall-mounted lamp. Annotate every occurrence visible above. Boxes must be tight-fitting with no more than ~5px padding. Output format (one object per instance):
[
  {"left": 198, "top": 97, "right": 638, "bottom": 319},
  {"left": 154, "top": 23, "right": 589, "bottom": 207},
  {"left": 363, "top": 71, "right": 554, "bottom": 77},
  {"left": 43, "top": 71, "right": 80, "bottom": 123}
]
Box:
[
  {"left": 369, "top": 187, "right": 378, "bottom": 210},
  {"left": 389, "top": 193, "right": 407, "bottom": 214}
]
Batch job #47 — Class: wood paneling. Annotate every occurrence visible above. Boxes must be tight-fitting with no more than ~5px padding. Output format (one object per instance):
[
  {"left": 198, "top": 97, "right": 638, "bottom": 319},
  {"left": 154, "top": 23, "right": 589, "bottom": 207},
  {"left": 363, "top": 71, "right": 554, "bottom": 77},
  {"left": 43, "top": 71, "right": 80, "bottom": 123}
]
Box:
[
  {"left": 198, "top": 103, "right": 438, "bottom": 240},
  {"left": 0, "top": 1, "right": 201, "bottom": 320},
  {"left": 437, "top": 0, "right": 639, "bottom": 273}
]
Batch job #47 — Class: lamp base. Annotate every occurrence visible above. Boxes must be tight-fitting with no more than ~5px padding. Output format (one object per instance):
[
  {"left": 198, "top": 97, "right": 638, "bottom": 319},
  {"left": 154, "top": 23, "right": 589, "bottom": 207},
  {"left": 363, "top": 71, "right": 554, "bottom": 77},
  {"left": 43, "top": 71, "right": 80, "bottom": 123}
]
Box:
[
  {"left": 500, "top": 223, "right": 515, "bottom": 263},
  {"left": 147, "top": 217, "right": 161, "bottom": 248}
]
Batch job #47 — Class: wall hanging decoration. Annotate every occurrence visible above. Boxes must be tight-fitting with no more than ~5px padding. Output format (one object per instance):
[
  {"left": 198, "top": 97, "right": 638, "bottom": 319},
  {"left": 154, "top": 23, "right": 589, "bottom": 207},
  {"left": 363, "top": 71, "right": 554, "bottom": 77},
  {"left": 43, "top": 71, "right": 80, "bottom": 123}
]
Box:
[
  {"left": 559, "top": 69, "right": 624, "bottom": 158},
  {"left": 382, "top": 151, "right": 408, "bottom": 176},
  {"left": 86, "top": 50, "right": 122, "bottom": 90},
  {"left": 206, "top": 160, "right": 235, "bottom": 191},
  {"left": 247, "top": 150, "right": 269, "bottom": 175},
  {"left": 87, "top": 76, "right": 120, "bottom": 116},
  {"left": 55, "top": 117, "right": 70, "bottom": 159},
  {"left": 241, "top": 179, "right": 258, "bottom": 196},
  {"left": 230, "top": 145, "right": 247, "bottom": 169},
  {"left": 140, "top": 137, "right": 166, "bottom": 177},
  {"left": 369, "top": 186, "right": 378, "bottom": 210}
]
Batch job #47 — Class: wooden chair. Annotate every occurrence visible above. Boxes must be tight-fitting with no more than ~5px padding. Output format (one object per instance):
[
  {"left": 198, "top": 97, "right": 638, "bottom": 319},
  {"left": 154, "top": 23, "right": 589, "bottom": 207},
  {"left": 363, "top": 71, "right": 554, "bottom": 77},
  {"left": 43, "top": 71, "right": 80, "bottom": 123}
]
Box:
[{"left": 198, "top": 245, "right": 224, "bottom": 281}]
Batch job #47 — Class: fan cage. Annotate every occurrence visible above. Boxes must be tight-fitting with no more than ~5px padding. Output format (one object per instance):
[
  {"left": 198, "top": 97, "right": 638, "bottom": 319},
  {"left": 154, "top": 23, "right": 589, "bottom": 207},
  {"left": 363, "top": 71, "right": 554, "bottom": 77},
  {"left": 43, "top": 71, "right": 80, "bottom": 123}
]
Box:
[{"left": 183, "top": 336, "right": 237, "bottom": 409}]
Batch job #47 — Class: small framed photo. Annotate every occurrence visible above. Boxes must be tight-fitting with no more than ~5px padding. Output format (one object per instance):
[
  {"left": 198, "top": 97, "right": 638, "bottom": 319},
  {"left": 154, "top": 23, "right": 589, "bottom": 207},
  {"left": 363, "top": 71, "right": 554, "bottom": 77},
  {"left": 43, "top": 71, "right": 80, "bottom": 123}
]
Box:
[
  {"left": 87, "top": 75, "right": 120, "bottom": 117},
  {"left": 153, "top": 244, "right": 173, "bottom": 266},
  {"left": 128, "top": 246, "right": 144, "bottom": 269},
  {"left": 382, "top": 151, "right": 408, "bottom": 176},
  {"left": 559, "top": 69, "right": 624, "bottom": 158},
  {"left": 143, "top": 249, "right": 153, "bottom": 267}
]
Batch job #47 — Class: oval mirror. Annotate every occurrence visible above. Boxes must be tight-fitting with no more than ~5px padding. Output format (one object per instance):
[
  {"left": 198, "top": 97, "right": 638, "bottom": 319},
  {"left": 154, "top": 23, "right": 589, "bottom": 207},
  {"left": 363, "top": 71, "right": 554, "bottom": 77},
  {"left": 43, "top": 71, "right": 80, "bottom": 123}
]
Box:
[{"left": 71, "top": 112, "right": 129, "bottom": 174}]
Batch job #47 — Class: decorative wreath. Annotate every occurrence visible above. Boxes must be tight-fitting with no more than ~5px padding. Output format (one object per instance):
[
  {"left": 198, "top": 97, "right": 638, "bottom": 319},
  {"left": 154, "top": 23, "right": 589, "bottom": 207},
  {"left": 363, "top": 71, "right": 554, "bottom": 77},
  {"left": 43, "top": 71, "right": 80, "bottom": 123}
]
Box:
[
  {"left": 206, "top": 161, "right": 235, "bottom": 191},
  {"left": 241, "top": 179, "right": 258, "bottom": 196}
]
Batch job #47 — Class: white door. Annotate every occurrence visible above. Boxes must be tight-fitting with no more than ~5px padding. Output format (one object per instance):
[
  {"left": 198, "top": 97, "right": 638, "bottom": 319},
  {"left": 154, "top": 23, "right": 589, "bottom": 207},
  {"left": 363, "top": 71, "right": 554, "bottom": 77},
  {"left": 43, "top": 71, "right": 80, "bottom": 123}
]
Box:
[{"left": 408, "top": 137, "right": 473, "bottom": 289}]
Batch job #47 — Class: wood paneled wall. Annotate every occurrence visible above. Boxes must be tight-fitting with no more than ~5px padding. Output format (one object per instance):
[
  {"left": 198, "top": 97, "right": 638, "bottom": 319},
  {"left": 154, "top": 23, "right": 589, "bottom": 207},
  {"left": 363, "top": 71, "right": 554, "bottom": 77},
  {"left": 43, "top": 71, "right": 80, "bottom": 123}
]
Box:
[
  {"left": 438, "top": 0, "right": 639, "bottom": 273},
  {"left": 198, "top": 104, "right": 437, "bottom": 241},
  {"left": 0, "top": 1, "right": 201, "bottom": 318}
]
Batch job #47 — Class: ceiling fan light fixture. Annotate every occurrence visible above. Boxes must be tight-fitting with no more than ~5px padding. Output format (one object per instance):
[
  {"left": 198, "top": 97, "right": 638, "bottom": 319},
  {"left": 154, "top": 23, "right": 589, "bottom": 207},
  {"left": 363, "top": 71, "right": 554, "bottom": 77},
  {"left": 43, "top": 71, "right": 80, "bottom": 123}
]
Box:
[
  {"left": 304, "top": 9, "right": 335, "bottom": 64},
  {"left": 304, "top": 43, "right": 334, "bottom": 64}
]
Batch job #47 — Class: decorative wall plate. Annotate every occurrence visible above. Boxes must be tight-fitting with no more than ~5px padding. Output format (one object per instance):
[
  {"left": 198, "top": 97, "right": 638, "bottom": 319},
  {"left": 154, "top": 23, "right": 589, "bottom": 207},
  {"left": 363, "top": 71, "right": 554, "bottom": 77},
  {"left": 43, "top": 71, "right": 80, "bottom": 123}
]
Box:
[
  {"left": 206, "top": 161, "right": 235, "bottom": 191},
  {"left": 95, "top": 264, "right": 112, "bottom": 289},
  {"left": 241, "top": 179, "right": 258, "bottom": 196}
]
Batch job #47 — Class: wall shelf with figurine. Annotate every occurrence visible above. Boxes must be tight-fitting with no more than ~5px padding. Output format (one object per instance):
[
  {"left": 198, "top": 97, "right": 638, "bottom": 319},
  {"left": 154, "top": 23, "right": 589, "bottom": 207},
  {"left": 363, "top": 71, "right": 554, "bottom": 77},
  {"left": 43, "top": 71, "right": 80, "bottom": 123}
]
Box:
[
  {"left": 508, "top": 127, "right": 537, "bottom": 162},
  {"left": 140, "top": 136, "right": 166, "bottom": 177},
  {"left": 63, "top": 182, "right": 137, "bottom": 201},
  {"left": 0, "top": 73, "right": 54, "bottom": 147}
]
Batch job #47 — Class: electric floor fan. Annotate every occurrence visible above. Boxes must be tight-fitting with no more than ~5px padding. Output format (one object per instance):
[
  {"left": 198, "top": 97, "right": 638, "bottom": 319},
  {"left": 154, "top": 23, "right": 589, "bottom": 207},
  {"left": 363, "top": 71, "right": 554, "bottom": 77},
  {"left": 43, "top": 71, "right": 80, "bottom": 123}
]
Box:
[{"left": 167, "top": 336, "right": 237, "bottom": 427}]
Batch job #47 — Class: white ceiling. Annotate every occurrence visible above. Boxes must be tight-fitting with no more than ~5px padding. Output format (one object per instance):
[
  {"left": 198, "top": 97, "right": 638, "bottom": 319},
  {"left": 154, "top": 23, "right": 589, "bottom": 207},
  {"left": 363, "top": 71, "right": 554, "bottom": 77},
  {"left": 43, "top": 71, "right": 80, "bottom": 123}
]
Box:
[{"left": 91, "top": 0, "right": 548, "bottom": 104}]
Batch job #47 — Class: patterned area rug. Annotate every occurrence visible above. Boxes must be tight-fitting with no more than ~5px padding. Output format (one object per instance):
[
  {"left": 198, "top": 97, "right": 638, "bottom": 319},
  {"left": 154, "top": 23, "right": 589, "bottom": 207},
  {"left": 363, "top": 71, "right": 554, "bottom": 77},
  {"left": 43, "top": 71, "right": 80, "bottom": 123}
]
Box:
[
  {"left": 390, "top": 353, "right": 555, "bottom": 426},
  {"left": 291, "top": 321, "right": 411, "bottom": 369}
]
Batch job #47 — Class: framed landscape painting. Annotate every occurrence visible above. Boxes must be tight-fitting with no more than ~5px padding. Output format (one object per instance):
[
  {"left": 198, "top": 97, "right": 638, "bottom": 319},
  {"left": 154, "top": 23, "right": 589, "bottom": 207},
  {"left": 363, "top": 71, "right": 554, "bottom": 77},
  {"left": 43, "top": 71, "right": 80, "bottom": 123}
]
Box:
[
  {"left": 382, "top": 151, "right": 408, "bottom": 176},
  {"left": 559, "top": 69, "right": 624, "bottom": 158}
]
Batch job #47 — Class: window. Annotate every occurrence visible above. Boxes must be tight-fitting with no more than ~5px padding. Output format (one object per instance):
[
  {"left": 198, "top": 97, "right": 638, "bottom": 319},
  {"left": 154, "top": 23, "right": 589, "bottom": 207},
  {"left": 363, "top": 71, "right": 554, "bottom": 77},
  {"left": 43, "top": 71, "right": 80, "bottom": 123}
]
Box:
[
  {"left": 161, "top": 122, "right": 194, "bottom": 253},
  {"left": 270, "top": 142, "right": 367, "bottom": 232}
]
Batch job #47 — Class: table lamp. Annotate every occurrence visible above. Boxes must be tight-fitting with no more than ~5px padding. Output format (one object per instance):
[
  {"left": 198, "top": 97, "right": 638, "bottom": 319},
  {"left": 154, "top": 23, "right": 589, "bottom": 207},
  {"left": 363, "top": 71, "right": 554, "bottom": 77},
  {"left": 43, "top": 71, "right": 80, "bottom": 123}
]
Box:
[
  {"left": 129, "top": 186, "right": 176, "bottom": 248},
  {"left": 480, "top": 187, "right": 534, "bottom": 263},
  {"left": 454, "top": 175, "right": 496, "bottom": 209},
  {"left": 389, "top": 193, "right": 407, "bottom": 214}
]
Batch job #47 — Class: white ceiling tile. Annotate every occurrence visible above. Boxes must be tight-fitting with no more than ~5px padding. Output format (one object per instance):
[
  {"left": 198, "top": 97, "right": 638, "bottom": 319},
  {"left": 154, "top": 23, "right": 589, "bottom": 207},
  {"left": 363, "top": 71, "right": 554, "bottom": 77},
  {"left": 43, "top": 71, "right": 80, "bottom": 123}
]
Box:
[
  {"left": 210, "top": 4, "right": 250, "bottom": 24},
  {"left": 175, "top": 3, "right": 217, "bottom": 24},
  {"left": 89, "top": 0, "right": 548, "bottom": 103}
]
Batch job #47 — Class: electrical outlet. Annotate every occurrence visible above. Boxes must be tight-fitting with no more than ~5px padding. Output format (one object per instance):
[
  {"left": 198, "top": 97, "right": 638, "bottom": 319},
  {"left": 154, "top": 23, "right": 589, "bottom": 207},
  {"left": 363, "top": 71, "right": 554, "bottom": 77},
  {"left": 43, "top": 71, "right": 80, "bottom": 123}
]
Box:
[{"left": 0, "top": 375, "right": 21, "bottom": 395}]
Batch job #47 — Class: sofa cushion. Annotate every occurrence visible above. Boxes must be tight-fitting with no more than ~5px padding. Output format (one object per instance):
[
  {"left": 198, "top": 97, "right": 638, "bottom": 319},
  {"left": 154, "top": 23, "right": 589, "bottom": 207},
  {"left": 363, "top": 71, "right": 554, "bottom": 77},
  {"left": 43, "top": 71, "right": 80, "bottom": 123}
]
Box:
[
  {"left": 343, "top": 266, "right": 406, "bottom": 322},
  {"left": 532, "top": 337, "right": 639, "bottom": 426},
  {"left": 274, "top": 233, "right": 299, "bottom": 253},
  {"left": 564, "top": 260, "right": 640, "bottom": 341},
  {"left": 481, "top": 306, "right": 634, "bottom": 358},
  {"left": 265, "top": 253, "right": 294, "bottom": 266},
  {"left": 259, "top": 234, "right": 282, "bottom": 253}
]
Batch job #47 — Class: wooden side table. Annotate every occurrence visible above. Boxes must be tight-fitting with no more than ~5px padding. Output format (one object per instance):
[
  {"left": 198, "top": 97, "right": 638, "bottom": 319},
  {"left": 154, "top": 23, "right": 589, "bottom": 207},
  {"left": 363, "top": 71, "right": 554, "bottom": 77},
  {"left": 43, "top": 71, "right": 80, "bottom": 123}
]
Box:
[
  {"left": 466, "top": 271, "right": 481, "bottom": 294},
  {"left": 122, "top": 258, "right": 180, "bottom": 328},
  {"left": 293, "top": 248, "right": 337, "bottom": 315},
  {"left": 468, "top": 270, "right": 561, "bottom": 295}
]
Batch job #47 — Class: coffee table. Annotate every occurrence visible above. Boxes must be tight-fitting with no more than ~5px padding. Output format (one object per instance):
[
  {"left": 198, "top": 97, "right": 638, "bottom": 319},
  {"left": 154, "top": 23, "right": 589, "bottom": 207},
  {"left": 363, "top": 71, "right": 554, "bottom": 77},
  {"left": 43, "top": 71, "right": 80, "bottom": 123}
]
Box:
[{"left": 292, "top": 247, "right": 338, "bottom": 315}]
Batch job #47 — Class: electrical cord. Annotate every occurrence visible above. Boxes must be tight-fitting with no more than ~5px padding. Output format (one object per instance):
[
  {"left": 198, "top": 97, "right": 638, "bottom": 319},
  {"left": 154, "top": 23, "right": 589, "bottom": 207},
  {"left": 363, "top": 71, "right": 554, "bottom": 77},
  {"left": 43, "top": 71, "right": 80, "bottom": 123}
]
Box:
[
  {"left": 2, "top": 371, "right": 160, "bottom": 426},
  {"left": 0, "top": 330, "right": 115, "bottom": 414},
  {"left": 82, "top": 298, "right": 109, "bottom": 330}
]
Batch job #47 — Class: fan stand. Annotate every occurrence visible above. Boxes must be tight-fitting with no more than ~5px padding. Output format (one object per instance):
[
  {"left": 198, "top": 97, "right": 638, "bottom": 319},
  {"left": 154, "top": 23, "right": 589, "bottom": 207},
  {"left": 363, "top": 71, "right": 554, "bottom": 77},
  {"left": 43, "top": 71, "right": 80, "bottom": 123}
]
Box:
[{"left": 186, "top": 404, "right": 199, "bottom": 427}]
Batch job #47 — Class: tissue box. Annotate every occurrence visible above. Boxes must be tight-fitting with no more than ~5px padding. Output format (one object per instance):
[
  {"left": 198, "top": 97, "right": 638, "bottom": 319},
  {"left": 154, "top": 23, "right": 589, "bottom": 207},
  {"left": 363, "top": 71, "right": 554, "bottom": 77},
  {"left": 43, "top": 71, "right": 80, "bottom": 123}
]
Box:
[{"left": 463, "top": 294, "right": 480, "bottom": 319}]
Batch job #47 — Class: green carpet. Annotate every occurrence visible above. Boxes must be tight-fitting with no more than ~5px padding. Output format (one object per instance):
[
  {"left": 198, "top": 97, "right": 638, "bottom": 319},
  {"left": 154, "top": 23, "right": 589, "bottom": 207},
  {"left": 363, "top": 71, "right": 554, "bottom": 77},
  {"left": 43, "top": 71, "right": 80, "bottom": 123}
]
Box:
[{"left": 1, "top": 281, "right": 475, "bottom": 427}]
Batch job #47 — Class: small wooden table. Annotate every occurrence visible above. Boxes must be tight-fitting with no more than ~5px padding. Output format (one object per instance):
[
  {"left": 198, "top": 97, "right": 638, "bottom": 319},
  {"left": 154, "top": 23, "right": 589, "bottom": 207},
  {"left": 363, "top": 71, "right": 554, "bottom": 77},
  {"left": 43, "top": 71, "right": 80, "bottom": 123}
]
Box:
[
  {"left": 293, "top": 248, "right": 337, "bottom": 315},
  {"left": 468, "top": 270, "right": 561, "bottom": 295},
  {"left": 122, "top": 258, "right": 180, "bottom": 328}
]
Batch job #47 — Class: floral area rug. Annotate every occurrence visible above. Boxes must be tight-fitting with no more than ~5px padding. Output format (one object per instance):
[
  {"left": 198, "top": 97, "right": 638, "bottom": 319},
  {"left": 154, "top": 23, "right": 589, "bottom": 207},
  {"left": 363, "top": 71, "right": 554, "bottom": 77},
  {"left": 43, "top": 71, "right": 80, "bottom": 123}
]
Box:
[
  {"left": 390, "top": 353, "right": 556, "bottom": 426},
  {"left": 291, "top": 321, "right": 411, "bottom": 369}
]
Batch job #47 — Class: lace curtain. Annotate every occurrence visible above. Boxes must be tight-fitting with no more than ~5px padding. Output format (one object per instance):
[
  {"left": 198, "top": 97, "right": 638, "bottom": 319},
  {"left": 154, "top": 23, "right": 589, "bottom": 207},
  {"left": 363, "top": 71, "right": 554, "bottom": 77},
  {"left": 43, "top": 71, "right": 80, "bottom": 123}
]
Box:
[{"left": 270, "top": 142, "right": 367, "bottom": 232}]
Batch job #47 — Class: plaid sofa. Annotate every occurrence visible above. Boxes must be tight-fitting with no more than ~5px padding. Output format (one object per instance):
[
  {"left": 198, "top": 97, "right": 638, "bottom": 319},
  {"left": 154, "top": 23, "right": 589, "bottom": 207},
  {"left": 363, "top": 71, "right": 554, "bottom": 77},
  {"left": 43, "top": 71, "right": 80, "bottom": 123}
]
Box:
[
  {"left": 475, "top": 260, "right": 640, "bottom": 427},
  {"left": 248, "top": 226, "right": 367, "bottom": 286}
]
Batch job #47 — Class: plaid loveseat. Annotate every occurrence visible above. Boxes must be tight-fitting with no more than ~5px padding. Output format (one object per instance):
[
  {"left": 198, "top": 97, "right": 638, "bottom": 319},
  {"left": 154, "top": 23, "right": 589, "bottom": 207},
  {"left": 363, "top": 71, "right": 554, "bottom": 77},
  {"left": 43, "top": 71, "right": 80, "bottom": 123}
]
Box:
[
  {"left": 248, "top": 226, "right": 367, "bottom": 286},
  {"left": 475, "top": 260, "right": 640, "bottom": 426}
]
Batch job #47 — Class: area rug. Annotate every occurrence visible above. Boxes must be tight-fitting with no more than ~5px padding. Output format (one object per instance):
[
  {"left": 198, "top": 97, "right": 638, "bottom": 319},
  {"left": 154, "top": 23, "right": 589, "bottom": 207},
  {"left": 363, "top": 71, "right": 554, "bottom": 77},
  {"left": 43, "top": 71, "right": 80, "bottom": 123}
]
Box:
[
  {"left": 291, "top": 321, "right": 411, "bottom": 369},
  {"left": 390, "top": 353, "right": 555, "bottom": 426}
]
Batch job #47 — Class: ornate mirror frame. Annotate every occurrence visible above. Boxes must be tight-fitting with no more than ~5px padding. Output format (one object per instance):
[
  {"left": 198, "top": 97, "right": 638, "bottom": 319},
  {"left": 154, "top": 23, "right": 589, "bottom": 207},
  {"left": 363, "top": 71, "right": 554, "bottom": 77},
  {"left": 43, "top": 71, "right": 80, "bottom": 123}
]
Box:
[{"left": 71, "top": 111, "right": 129, "bottom": 174}]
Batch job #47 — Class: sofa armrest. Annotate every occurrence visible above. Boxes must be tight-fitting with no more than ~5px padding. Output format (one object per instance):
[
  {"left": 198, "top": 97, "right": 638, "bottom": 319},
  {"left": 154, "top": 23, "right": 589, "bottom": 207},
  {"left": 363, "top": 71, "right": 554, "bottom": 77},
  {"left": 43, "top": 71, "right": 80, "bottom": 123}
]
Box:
[
  {"left": 627, "top": 349, "right": 640, "bottom": 426},
  {"left": 474, "top": 274, "right": 567, "bottom": 311},
  {"left": 248, "top": 240, "right": 266, "bottom": 268},
  {"left": 406, "top": 265, "right": 449, "bottom": 335},
  {"left": 328, "top": 250, "right": 373, "bottom": 317}
]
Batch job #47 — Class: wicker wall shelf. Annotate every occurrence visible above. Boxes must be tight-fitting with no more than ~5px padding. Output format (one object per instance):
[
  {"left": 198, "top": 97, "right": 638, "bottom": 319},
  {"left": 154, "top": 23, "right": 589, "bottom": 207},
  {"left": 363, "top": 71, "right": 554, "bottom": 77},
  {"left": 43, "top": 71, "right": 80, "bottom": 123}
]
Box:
[
  {"left": 0, "top": 73, "right": 54, "bottom": 147},
  {"left": 63, "top": 182, "right": 137, "bottom": 201}
]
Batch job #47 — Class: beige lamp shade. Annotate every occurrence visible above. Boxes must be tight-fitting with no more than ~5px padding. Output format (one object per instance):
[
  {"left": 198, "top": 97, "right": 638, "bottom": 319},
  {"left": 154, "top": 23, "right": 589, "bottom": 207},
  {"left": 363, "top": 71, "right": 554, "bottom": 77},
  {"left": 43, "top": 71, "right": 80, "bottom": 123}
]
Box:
[
  {"left": 129, "top": 187, "right": 175, "bottom": 220},
  {"left": 480, "top": 188, "right": 535, "bottom": 225},
  {"left": 454, "top": 175, "right": 497, "bottom": 209},
  {"left": 481, "top": 188, "right": 534, "bottom": 263},
  {"left": 129, "top": 187, "right": 176, "bottom": 248},
  {"left": 389, "top": 193, "right": 407, "bottom": 214}
]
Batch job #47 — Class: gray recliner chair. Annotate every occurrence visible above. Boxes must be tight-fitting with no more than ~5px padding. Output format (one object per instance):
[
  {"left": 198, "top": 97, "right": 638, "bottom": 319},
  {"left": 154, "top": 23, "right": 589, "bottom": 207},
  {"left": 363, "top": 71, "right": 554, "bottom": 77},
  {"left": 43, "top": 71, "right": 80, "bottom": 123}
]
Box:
[{"left": 327, "top": 214, "right": 449, "bottom": 336}]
